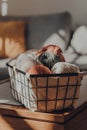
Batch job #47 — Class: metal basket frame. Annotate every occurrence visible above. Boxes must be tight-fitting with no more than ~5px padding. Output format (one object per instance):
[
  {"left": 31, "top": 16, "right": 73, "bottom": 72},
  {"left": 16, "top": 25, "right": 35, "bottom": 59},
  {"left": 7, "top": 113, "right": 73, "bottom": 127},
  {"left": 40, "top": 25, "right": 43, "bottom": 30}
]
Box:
[{"left": 6, "top": 62, "right": 84, "bottom": 113}]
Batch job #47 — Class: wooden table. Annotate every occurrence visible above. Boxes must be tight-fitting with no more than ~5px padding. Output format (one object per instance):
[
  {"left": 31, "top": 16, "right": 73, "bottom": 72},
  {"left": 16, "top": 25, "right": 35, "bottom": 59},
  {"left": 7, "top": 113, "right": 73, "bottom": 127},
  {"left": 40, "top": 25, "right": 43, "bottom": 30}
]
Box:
[{"left": 0, "top": 102, "right": 87, "bottom": 130}]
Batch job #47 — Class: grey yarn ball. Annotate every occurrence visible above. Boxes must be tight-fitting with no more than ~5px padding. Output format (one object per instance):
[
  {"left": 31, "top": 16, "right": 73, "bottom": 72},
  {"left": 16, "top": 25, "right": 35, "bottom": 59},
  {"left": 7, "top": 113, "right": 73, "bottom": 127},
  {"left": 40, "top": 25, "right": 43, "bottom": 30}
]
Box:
[{"left": 38, "top": 52, "right": 61, "bottom": 69}]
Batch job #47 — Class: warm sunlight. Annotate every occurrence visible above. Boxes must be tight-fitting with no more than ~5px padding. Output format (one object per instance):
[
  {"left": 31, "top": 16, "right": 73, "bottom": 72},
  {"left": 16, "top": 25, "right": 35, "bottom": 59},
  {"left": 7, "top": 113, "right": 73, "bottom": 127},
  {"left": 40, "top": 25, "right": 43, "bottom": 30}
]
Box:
[
  {"left": 0, "top": 115, "right": 14, "bottom": 130},
  {"left": 0, "top": 37, "right": 25, "bottom": 58},
  {"left": 0, "top": 37, "right": 3, "bottom": 50}
]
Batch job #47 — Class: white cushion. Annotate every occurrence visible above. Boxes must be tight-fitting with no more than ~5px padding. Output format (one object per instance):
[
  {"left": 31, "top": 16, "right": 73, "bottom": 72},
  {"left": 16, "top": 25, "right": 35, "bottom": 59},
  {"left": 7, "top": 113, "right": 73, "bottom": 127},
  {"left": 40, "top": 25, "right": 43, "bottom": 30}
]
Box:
[
  {"left": 43, "top": 33, "right": 66, "bottom": 52},
  {"left": 71, "top": 25, "right": 87, "bottom": 54},
  {"left": 75, "top": 55, "right": 87, "bottom": 65}
]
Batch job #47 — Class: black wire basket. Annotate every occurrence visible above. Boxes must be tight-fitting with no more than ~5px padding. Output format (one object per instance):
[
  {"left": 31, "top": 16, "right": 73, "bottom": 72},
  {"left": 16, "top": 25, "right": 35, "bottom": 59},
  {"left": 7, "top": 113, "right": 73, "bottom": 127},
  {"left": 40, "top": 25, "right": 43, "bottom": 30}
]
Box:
[{"left": 6, "top": 60, "right": 84, "bottom": 113}]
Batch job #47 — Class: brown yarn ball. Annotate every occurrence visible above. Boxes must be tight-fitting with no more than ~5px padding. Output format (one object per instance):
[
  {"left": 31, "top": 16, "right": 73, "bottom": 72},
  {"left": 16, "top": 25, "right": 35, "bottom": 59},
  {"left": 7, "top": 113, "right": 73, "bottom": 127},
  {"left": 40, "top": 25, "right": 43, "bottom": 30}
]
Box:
[{"left": 28, "top": 64, "right": 52, "bottom": 75}]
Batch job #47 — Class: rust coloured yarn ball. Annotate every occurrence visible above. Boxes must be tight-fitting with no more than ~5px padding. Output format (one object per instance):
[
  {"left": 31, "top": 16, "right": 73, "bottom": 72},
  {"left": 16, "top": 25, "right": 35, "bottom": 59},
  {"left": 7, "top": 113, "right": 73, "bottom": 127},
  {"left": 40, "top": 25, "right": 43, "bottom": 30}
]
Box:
[{"left": 28, "top": 64, "right": 52, "bottom": 75}]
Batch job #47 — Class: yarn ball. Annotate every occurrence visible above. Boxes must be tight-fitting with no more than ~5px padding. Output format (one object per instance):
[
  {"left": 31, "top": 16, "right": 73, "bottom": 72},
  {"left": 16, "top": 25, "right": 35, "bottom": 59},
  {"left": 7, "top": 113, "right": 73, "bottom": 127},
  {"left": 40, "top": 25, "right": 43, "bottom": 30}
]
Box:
[
  {"left": 28, "top": 64, "right": 52, "bottom": 75},
  {"left": 16, "top": 49, "right": 39, "bottom": 72},
  {"left": 37, "top": 44, "right": 65, "bottom": 69},
  {"left": 38, "top": 51, "right": 62, "bottom": 69},
  {"left": 51, "top": 62, "right": 80, "bottom": 74}
]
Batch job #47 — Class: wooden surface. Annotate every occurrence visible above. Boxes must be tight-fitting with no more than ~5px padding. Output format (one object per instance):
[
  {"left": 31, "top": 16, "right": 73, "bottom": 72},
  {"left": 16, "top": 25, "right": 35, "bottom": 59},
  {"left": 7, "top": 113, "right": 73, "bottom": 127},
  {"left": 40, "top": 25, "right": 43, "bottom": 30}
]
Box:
[
  {"left": 0, "top": 104, "right": 66, "bottom": 130},
  {"left": 0, "top": 102, "right": 87, "bottom": 130},
  {"left": 0, "top": 79, "right": 87, "bottom": 130}
]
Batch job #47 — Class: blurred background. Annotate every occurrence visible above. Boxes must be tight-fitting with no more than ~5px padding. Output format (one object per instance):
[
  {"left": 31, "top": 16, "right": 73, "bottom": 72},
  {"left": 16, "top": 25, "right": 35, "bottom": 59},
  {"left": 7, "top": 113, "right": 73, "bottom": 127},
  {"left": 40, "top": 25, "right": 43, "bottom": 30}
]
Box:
[{"left": 0, "top": 0, "right": 86, "bottom": 25}]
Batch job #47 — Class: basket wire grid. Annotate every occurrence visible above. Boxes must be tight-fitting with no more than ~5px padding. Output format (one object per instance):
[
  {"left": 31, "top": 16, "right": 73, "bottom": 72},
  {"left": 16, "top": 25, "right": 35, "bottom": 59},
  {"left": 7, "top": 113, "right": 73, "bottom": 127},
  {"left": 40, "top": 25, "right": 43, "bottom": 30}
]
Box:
[{"left": 6, "top": 62, "right": 83, "bottom": 113}]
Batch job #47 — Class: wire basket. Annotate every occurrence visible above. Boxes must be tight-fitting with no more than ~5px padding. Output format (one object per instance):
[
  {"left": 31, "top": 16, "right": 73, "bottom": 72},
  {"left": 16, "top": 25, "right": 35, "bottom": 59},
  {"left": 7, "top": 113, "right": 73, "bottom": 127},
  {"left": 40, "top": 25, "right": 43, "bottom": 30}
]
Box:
[{"left": 6, "top": 60, "right": 84, "bottom": 113}]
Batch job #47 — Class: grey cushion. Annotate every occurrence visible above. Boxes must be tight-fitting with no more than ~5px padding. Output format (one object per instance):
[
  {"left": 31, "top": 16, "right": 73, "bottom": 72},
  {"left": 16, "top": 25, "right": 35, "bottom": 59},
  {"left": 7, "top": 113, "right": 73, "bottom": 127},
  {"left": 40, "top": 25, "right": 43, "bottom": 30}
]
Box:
[{"left": 28, "top": 12, "right": 72, "bottom": 49}]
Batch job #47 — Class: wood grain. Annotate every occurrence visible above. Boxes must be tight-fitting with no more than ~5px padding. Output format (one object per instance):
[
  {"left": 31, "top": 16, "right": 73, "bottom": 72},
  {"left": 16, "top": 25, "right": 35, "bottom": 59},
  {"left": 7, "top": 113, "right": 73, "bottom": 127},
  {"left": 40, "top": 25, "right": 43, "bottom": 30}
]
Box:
[{"left": 0, "top": 102, "right": 87, "bottom": 130}]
